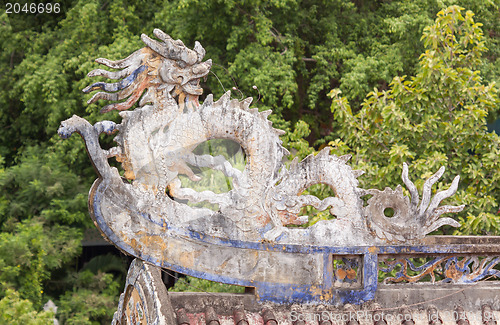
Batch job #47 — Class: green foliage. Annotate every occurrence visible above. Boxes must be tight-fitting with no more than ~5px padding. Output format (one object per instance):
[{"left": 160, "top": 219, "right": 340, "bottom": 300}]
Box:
[
  {"left": 0, "top": 1, "right": 150, "bottom": 319},
  {"left": 81, "top": 254, "right": 127, "bottom": 280},
  {"left": 57, "top": 270, "right": 121, "bottom": 325},
  {"left": 156, "top": 0, "right": 498, "bottom": 140},
  {"left": 330, "top": 6, "right": 500, "bottom": 235},
  {"left": 0, "top": 218, "right": 81, "bottom": 307},
  {"left": 0, "top": 289, "right": 54, "bottom": 325},
  {"left": 0, "top": 146, "right": 89, "bottom": 227},
  {"left": 169, "top": 275, "right": 245, "bottom": 294}
]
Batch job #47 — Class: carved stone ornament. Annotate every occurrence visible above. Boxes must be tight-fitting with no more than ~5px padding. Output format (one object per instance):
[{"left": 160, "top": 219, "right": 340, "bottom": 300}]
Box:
[{"left": 58, "top": 29, "right": 465, "bottom": 304}]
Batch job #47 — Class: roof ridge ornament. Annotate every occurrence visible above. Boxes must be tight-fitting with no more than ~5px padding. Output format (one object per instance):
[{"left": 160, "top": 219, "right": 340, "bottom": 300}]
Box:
[{"left": 58, "top": 29, "right": 465, "bottom": 305}]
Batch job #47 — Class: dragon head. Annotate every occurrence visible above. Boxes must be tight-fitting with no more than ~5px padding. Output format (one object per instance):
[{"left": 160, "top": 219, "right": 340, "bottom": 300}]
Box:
[{"left": 83, "top": 29, "right": 212, "bottom": 113}]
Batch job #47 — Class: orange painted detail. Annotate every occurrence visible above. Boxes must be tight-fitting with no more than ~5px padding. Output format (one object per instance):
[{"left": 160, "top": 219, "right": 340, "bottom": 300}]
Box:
[
  {"left": 445, "top": 262, "right": 461, "bottom": 281},
  {"left": 336, "top": 268, "right": 347, "bottom": 280},
  {"left": 124, "top": 286, "right": 146, "bottom": 325},
  {"left": 346, "top": 268, "right": 357, "bottom": 280}
]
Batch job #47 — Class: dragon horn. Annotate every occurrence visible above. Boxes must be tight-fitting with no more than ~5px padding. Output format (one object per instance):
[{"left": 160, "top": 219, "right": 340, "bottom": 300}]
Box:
[
  {"left": 193, "top": 41, "right": 206, "bottom": 63},
  {"left": 141, "top": 30, "right": 198, "bottom": 66},
  {"left": 152, "top": 28, "right": 173, "bottom": 42}
]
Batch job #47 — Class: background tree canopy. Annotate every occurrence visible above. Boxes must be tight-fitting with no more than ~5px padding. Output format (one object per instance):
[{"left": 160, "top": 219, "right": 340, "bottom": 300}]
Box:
[{"left": 0, "top": 1, "right": 498, "bottom": 323}]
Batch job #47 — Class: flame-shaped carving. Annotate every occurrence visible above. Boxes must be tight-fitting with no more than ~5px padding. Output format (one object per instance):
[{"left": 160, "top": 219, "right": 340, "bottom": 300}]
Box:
[{"left": 365, "top": 163, "right": 464, "bottom": 242}]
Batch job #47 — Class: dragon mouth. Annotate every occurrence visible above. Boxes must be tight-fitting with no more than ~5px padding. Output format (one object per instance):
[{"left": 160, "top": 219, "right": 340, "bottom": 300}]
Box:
[
  {"left": 182, "top": 78, "right": 204, "bottom": 95},
  {"left": 182, "top": 59, "right": 212, "bottom": 95}
]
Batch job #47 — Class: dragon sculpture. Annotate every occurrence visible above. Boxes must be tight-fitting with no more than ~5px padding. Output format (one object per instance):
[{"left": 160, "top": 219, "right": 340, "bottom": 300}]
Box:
[
  {"left": 60, "top": 28, "right": 464, "bottom": 244},
  {"left": 58, "top": 29, "right": 465, "bottom": 304}
]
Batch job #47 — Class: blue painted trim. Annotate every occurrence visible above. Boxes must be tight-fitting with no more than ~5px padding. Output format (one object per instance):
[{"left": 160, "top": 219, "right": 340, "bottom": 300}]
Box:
[
  {"left": 184, "top": 227, "right": 488, "bottom": 256},
  {"left": 84, "top": 65, "right": 147, "bottom": 93},
  {"left": 323, "top": 254, "right": 333, "bottom": 290}
]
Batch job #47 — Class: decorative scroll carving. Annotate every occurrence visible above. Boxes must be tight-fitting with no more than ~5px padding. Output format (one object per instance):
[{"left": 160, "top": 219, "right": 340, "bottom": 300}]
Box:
[
  {"left": 379, "top": 255, "right": 500, "bottom": 284},
  {"left": 364, "top": 163, "right": 464, "bottom": 243}
]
